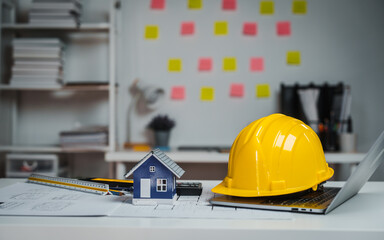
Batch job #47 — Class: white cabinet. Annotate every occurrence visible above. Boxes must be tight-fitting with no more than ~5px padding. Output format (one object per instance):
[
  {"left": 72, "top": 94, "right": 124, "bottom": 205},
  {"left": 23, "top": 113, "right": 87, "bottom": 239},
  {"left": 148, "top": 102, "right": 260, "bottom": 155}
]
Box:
[{"left": 0, "top": 0, "right": 118, "bottom": 154}]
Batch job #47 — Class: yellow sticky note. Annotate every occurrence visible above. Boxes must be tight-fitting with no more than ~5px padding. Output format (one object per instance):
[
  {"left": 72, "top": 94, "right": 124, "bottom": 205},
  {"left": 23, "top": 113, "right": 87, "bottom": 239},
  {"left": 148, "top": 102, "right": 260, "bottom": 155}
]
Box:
[
  {"left": 214, "top": 21, "right": 228, "bottom": 36},
  {"left": 256, "top": 84, "right": 270, "bottom": 98},
  {"left": 200, "top": 87, "right": 215, "bottom": 101},
  {"left": 292, "top": 1, "right": 307, "bottom": 14},
  {"left": 223, "top": 57, "right": 237, "bottom": 71},
  {"left": 168, "top": 58, "right": 182, "bottom": 72},
  {"left": 286, "top": 51, "right": 301, "bottom": 65},
  {"left": 188, "top": 0, "right": 202, "bottom": 10},
  {"left": 144, "top": 25, "right": 159, "bottom": 39},
  {"left": 260, "top": 1, "right": 274, "bottom": 15}
]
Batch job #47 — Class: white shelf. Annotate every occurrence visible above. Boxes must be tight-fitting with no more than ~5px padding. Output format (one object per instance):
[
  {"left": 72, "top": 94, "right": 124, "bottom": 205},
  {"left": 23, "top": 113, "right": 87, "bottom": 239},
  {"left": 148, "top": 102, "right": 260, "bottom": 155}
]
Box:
[
  {"left": 0, "top": 0, "right": 118, "bottom": 162},
  {"left": 0, "top": 84, "right": 111, "bottom": 91},
  {"left": 105, "top": 150, "right": 366, "bottom": 164},
  {"left": 0, "top": 145, "right": 110, "bottom": 153},
  {"left": 324, "top": 152, "right": 366, "bottom": 164},
  {"left": 1, "top": 23, "right": 110, "bottom": 31},
  {"left": 106, "top": 150, "right": 229, "bottom": 163}
]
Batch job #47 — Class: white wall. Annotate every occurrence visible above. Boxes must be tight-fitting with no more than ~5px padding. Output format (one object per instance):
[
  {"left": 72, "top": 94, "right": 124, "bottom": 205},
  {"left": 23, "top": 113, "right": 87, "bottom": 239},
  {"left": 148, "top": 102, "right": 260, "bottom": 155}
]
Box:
[{"left": 118, "top": 0, "right": 384, "bottom": 152}]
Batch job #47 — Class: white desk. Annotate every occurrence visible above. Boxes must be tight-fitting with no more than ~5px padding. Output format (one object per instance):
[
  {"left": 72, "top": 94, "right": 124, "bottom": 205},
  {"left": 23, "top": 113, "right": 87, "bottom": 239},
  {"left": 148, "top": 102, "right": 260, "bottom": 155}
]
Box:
[{"left": 1, "top": 179, "right": 384, "bottom": 240}]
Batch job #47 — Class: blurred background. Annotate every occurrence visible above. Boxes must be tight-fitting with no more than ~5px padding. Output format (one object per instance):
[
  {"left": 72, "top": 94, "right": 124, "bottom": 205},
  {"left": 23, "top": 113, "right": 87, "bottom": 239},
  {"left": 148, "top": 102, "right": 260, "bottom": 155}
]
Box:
[{"left": 0, "top": 0, "right": 383, "bottom": 181}]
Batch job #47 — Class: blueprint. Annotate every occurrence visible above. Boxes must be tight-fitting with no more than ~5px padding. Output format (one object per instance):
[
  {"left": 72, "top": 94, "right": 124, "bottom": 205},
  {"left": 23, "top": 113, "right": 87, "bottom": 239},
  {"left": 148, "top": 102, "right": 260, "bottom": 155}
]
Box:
[
  {"left": 0, "top": 181, "right": 293, "bottom": 220},
  {"left": 0, "top": 182, "right": 128, "bottom": 216}
]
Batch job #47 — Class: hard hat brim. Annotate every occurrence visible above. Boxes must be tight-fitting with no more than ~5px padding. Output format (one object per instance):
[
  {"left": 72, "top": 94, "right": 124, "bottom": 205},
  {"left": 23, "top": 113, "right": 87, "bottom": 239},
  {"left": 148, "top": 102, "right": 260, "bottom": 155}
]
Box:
[
  {"left": 212, "top": 166, "right": 334, "bottom": 197},
  {"left": 211, "top": 181, "right": 311, "bottom": 197}
]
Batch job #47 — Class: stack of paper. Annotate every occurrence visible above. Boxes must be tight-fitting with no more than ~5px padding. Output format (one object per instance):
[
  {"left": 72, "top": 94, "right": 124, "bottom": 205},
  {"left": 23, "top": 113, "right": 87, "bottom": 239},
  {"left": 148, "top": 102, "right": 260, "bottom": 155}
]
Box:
[
  {"left": 59, "top": 126, "right": 108, "bottom": 149},
  {"left": 29, "top": 0, "right": 82, "bottom": 27},
  {"left": 10, "top": 38, "right": 64, "bottom": 87},
  {"left": 10, "top": 38, "right": 63, "bottom": 87}
]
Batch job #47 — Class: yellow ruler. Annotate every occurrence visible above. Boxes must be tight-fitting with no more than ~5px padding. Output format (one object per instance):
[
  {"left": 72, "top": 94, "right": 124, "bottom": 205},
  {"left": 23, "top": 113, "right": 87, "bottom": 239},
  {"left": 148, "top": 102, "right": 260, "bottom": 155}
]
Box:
[{"left": 28, "top": 174, "right": 110, "bottom": 195}]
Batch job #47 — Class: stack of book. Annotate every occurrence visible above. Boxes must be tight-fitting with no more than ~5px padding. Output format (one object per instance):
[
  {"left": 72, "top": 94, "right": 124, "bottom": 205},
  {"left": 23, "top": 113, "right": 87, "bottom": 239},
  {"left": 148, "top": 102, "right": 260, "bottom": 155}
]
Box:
[
  {"left": 10, "top": 38, "right": 64, "bottom": 87},
  {"left": 59, "top": 126, "right": 108, "bottom": 149},
  {"left": 29, "top": 0, "right": 82, "bottom": 27}
]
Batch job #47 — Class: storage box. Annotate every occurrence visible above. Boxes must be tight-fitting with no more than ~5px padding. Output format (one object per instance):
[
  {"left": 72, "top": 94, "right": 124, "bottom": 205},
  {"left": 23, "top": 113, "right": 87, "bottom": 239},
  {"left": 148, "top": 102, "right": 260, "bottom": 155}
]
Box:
[{"left": 6, "top": 153, "right": 62, "bottom": 178}]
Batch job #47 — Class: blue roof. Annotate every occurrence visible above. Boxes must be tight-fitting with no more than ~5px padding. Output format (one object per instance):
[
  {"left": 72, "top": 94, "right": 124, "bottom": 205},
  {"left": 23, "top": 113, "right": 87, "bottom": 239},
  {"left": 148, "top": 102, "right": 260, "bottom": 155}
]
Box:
[{"left": 124, "top": 149, "right": 185, "bottom": 178}]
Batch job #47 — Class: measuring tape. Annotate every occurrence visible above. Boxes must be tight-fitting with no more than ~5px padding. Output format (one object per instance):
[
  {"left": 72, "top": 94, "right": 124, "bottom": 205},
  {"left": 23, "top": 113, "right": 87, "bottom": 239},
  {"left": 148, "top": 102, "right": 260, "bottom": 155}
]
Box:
[{"left": 28, "top": 174, "right": 110, "bottom": 195}]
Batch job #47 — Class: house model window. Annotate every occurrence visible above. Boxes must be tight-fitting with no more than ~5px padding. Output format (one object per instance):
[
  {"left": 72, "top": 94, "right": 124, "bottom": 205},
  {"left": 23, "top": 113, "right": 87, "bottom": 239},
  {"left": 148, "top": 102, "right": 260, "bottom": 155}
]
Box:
[
  {"left": 149, "top": 166, "right": 156, "bottom": 172},
  {"left": 157, "top": 179, "right": 167, "bottom": 192}
]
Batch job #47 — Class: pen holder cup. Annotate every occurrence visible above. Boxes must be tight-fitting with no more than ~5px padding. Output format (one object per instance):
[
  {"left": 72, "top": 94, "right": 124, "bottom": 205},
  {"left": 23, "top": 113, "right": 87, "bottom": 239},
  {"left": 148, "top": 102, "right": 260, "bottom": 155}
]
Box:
[
  {"left": 339, "top": 133, "right": 357, "bottom": 153},
  {"left": 154, "top": 130, "right": 170, "bottom": 147}
]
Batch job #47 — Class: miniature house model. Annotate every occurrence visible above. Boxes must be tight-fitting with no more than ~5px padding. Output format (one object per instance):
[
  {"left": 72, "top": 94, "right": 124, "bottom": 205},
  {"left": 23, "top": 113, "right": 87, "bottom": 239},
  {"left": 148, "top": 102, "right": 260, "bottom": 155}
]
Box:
[{"left": 124, "top": 149, "right": 185, "bottom": 205}]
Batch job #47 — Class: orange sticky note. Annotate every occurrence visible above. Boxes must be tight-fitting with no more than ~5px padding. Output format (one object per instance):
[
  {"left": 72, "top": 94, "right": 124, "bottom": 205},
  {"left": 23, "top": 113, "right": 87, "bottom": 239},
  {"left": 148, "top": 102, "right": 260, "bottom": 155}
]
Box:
[
  {"left": 144, "top": 25, "right": 159, "bottom": 39},
  {"left": 256, "top": 84, "right": 270, "bottom": 98},
  {"left": 200, "top": 87, "right": 215, "bottom": 101},
  {"left": 260, "top": 1, "right": 274, "bottom": 15},
  {"left": 250, "top": 57, "right": 264, "bottom": 72},
  {"left": 188, "top": 0, "right": 202, "bottom": 10},
  {"left": 292, "top": 1, "right": 307, "bottom": 14},
  {"left": 222, "top": 0, "right": 236, "bottom": 10},
  {"left": 214, "top": 21, "right": 228, "bottom": 36},
  {"left": 168, "top": 58, "right": 182, "bottom": 72},
  {"left": 171, "top": 86, "right": 185, "bottom": 100},
  {"left": 230, "top": 83, "right": 244, "bottom": 97},
  {"left": 286, "top": 51, "right": 301, "bottom": 65},
  {"left": 181, "top": 21, "right": 195, "bottom": 35},
  {"left": 198, "top": 57, "right": 212, "bottom": 71},
  {"left": 243, "top": 22, "right": 257, "bottom": 36},
  {"left": 277, "top": 21, "right": 291, "bottom": 36},
  {"left": 223, "top": 57, "right": 236, "bottom": 71},
  {"left": 150, "top": 0, "right": 165, "bottom": 10}
]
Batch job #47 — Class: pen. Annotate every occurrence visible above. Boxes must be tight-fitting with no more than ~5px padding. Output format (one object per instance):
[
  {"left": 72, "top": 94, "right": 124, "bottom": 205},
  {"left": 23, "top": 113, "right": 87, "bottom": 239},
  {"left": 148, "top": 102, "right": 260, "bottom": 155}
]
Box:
[{"left": 82, "top": 178, "right": 134, "bottom": 195}]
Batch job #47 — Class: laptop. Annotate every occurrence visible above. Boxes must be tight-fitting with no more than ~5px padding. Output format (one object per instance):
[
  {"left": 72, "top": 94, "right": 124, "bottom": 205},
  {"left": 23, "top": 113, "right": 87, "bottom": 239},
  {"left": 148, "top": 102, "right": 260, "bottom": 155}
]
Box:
[{"left": 210, "top": 131, "right": 384, "bottom": 214}]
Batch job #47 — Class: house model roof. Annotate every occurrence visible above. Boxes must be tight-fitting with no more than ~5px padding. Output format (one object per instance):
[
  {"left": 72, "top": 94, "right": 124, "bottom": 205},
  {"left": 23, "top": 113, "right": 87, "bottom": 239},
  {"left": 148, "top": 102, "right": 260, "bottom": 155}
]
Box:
[{"left": 124, "top": 149, "right": 185, "bottom": 178}]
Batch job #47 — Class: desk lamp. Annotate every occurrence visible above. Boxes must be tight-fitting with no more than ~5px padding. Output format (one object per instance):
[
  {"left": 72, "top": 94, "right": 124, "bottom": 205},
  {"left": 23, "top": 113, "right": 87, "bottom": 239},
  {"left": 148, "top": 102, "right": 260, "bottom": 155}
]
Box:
[{"left": 125, "top": 79, "right": 165, "bottom": 148}]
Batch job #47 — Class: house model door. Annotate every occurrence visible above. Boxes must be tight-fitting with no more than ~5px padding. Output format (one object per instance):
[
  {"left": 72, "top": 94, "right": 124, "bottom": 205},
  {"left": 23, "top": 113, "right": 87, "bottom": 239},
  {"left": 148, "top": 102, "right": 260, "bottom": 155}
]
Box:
[{"left": 140, "top": 179, "right": 151, "bottom": 198}]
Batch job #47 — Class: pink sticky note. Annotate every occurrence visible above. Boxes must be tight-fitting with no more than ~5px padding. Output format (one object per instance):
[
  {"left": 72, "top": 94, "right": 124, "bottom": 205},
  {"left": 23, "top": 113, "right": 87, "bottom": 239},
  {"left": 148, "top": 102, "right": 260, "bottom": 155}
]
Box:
[
  {"left": 230, "top": 83, "right": 244, "bottom": 97},
  {"left": 243, "top": 22, "right": 257, "bottom": 36},
  {"left": 171, "top": 86, "right": 185, "bottom": 100},
  {"left": 222, "top": 0, "right": 236, "bottom": 10},
  {"left": 198, "top": 57, "right": 212, "bottom": 71},
  {"left": 277, "top": 21, "right": 291, "bottom": 36},
  {"left": 181, "top": 21, "right": 195, "bottom": 35},
  {"left": 150, "top": 0, "right": 165, "bottom": 9},
  {"left": 250, "top": 57, "right": 264, "bottom": 72}
]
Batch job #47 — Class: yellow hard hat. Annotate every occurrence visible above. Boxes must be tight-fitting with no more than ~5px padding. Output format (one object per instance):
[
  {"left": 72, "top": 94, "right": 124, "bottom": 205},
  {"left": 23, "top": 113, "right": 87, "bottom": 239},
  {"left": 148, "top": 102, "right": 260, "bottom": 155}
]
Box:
[{"left": 212, "top": 113, "right": 334, "bottom": 197}]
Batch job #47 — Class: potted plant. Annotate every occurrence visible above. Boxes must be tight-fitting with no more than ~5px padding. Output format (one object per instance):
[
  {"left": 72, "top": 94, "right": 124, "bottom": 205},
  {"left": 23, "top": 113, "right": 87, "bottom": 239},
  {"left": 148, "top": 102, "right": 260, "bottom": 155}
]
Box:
[{"left": 147, "top": 115, "right": 175, "bottom": 148}]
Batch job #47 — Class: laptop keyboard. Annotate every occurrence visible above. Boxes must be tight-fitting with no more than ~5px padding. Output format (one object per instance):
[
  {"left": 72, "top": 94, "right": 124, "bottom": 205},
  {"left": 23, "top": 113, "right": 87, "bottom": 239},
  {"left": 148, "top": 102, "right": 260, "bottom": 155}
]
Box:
[
  {"left": 306, "top": 188, "right": 340, "bottom": 207},
  {"left": 259, "top": 187, "right": 341, "bottom": 208}
]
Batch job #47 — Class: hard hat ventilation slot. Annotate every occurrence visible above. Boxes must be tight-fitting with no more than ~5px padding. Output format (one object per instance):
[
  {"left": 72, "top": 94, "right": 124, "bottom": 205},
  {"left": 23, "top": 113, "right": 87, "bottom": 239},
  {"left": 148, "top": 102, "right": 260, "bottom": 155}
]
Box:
[{"left": 271, "top": 180, "right": 286, "bottom": 191}]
